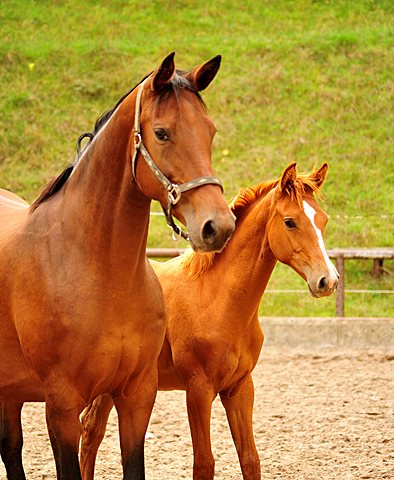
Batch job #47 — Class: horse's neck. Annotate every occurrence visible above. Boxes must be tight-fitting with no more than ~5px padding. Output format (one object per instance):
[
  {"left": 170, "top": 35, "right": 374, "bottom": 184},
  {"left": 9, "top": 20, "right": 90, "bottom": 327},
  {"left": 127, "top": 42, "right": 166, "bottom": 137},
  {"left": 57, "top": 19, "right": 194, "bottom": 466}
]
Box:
[
  {"left": 216, "top": 196, "right": 277, "bottom": 320},
  {"left": 55, "top": 108, "right": 151, "bottom": 273}
]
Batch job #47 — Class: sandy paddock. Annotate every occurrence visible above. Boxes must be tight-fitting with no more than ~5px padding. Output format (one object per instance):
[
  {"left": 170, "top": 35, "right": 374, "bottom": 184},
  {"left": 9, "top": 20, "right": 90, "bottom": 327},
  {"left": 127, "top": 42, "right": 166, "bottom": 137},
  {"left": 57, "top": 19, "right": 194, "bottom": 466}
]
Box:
[{"left": 1, "top": 346, "right": 393, "bottom": 479}]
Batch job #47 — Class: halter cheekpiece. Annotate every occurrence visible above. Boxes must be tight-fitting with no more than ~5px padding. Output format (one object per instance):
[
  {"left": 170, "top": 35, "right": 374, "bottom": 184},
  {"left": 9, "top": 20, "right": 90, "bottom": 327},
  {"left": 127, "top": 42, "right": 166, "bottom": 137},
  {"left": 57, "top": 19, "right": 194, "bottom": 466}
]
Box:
[{"left": 131, "top": 80, "right": 223, "bottom": 241}]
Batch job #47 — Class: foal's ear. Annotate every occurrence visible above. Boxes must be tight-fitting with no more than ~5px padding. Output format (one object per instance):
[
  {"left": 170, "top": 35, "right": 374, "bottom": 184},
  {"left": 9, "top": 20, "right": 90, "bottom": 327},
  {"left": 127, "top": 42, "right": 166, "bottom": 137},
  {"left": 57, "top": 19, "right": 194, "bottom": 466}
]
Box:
[
  {"left": 280, "top": 162, "right": 297, "bottom": 191},
  {"left": 151, "top": 52, "right": 176, "bottom": 92},
  {"left": 311, "top": 162, "right": 328, "bottom": 187},
  {"left": 185, "top": 55, "right": 222, "bottom": 91}
]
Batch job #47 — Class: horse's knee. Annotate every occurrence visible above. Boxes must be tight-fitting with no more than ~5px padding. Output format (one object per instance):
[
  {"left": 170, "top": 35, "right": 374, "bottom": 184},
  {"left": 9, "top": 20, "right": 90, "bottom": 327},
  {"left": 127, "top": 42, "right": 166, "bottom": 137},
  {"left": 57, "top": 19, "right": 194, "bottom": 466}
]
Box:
[
  {"left": 0, "top": 432, "right": 23, "bottom": 463},
  {"left": 193, "top": 455, "right": 215, "bottom": 480},
  {"left": 240, "top": 454, "right": 261, "bottom": 480},
  {"left": 1, "top": 404, "right": 23, "bottom": 457},
  {"left": 0, "top": 420, "right": 24, "bottom": 479}
]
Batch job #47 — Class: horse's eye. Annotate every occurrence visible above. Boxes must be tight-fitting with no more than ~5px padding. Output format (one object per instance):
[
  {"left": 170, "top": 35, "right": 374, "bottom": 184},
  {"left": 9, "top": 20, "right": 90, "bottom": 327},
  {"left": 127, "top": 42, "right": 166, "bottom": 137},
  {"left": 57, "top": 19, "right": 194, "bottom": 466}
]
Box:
[
  {"left": 285, "top": 219, "right": 296, "bottom": 229},
  {"left": 154, "top": 129, "right": 170, "bottom": 141}
]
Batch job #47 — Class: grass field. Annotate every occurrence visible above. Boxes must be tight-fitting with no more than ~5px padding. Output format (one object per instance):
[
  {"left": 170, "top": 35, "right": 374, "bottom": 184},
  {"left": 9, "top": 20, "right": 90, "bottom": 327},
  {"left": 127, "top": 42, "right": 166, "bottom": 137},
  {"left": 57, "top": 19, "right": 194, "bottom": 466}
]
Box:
[{"left": 1, "top": 0, "right": 393, "bottom": 316}]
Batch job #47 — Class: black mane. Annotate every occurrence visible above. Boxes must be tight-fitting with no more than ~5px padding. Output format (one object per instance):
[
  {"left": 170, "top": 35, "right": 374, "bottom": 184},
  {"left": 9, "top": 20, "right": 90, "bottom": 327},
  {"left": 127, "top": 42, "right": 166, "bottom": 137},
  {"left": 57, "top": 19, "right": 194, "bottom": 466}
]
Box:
[{"left": 30, "top": 71, "right": 203, "bottom": 213}]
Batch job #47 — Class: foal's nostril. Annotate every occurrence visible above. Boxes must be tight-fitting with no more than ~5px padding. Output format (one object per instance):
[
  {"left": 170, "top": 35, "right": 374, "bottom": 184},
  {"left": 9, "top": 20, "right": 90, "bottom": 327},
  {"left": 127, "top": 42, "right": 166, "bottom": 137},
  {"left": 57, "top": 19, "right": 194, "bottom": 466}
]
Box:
[
  {"left": 201, "top": 220, "right": 218, "bottom": 243},
  {"left": 318, "top": 277, "right": 327, "bottom": 290}
]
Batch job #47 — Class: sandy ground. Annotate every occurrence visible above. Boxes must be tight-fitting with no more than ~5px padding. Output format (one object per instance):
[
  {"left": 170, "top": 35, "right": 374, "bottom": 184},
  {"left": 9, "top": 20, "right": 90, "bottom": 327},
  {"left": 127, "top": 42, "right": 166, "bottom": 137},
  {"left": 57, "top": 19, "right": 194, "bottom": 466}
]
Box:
[{"left": 1, "top": 346, "right": 393, "bottom": 479}]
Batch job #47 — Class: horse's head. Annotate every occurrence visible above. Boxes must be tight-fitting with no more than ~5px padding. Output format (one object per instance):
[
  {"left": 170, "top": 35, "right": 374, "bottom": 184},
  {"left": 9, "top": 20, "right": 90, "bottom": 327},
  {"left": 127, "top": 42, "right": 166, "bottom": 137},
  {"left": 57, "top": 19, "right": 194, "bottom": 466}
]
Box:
[
  {"left": 129, "top": 52, "right": 235, "bottom": 252},
  {"left": 268, "top": 162, "right": 339, "bottom": 298}
]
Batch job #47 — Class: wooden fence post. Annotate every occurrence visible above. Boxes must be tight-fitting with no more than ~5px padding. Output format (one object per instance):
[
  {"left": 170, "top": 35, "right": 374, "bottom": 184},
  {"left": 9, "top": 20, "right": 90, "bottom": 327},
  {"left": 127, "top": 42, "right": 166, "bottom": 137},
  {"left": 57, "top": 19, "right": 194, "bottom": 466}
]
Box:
[
  {"left": 373, "top": 258, "right": 383, "bottom": 278},
  {"left": 335, "top": 255, "right": 345, "bottom": 317}
]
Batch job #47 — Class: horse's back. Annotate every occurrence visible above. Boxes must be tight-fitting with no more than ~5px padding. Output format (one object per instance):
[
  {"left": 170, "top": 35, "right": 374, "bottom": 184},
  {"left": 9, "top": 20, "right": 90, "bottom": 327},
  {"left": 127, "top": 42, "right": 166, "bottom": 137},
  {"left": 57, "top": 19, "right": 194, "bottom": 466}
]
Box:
[
  {"left": 150, "top": 256, "right": 186, "bottom": 294},
  {"left": 0, "top": 189, "right": 29, "bottom": 236},
  {"left": 0, "top": 188, "right": 29, "bottom": 208}
]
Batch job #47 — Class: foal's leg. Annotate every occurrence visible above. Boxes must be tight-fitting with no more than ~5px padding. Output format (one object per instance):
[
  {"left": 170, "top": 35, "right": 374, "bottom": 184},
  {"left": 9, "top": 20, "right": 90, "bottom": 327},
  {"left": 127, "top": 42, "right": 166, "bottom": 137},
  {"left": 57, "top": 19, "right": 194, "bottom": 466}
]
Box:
[
  {"left": 0, "top": 402, "right": 25, "bottom": 480},
  {"left": 219, "top": 374, "right": 261, "bottom": 479},
  {"left": 79, "top": 394, "right": 114, "bottom": 480},
  {"left": 45, "top": 385, "right": 84, "bottom": 480},
  {"left": 186, "top": 381, "right": 216, "bottom": 480},
  {"left": 113, "top": 367, "right": 158, "bottom": 480}
]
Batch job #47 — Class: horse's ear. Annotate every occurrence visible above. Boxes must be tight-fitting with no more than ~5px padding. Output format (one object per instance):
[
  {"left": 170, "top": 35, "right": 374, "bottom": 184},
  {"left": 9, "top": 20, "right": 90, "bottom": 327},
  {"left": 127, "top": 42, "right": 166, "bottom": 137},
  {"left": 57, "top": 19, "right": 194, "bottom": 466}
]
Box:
[
  {"left": 151, "top": 52, "right": 176, "bottom": 92},
  {"left": 185, "top": 55, "right": 221, "bottom": 92},
  {"left": 280, "top": 162, "right": 297, "bottom": 191},
  {"left": 311, "top": 162, "right": 328, "bottom": 187}
]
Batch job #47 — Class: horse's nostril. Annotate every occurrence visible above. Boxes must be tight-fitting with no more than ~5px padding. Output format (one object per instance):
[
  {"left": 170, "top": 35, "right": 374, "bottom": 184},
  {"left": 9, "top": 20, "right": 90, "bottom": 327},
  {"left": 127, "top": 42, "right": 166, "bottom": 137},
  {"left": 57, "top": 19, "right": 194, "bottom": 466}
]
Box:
[{"left": 201, "top": 220, "right": 218, "bottom": 242}]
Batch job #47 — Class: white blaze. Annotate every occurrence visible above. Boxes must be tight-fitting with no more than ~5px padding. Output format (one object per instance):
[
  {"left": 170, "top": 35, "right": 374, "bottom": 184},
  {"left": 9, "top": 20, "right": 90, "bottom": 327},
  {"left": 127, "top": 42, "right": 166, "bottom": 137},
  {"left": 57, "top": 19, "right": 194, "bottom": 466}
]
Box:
[{"left": 303, "top": 200, "right": 338, "bottom": 286}]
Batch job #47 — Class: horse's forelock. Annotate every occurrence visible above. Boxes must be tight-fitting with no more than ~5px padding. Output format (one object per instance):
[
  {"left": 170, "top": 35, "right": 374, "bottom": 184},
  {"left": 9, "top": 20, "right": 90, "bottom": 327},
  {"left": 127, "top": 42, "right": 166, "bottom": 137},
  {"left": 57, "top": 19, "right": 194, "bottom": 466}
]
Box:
[{"left": 154, "top": 72, "right": 205, "bottom": 108}]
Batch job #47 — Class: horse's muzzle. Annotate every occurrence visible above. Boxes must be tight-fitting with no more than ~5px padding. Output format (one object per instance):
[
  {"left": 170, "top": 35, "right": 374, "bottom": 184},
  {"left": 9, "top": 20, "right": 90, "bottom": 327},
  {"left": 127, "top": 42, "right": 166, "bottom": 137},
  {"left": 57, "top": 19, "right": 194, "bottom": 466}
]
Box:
[{"left": 189, "top": 215, "right": 235, "bottom": 253}]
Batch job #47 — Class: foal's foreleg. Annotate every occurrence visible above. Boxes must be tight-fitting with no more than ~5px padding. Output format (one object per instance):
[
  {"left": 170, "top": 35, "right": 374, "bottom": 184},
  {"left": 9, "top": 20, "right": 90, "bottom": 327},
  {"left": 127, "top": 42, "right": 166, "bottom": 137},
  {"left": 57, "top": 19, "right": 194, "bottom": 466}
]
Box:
[
  {"left": 79, "top": 394, "right": 114, "bottom": 480},
  {"left": 186, "top": 382, "right": 216, "bottom": 480},
  {"left": 0, "top": 402, "right": 25, "bottom": 480},
  {"left": 220, "top": 374, "right": 261, "bottom": 479}
]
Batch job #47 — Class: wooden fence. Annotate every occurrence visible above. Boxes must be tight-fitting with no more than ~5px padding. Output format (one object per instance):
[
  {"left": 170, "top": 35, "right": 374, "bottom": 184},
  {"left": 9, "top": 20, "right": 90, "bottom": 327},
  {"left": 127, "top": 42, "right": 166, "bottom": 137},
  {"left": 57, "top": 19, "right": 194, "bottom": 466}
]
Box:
[
  {"left": 328, "top": 248, "right": 394, "bottom": 317},
  {"left": 146, "top": 247, "right": 394, "bottom": 318}
]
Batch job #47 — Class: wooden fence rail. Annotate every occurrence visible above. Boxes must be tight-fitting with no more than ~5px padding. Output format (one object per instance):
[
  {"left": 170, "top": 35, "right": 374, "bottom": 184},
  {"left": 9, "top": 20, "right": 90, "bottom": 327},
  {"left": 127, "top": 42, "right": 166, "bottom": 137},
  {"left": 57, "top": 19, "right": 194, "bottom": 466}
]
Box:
[
  {"left": 146, "top": 247, "right": 394, "bottom": 318},
  {"left": 328, "top": 248, "right": 394, "bottom": 317}
]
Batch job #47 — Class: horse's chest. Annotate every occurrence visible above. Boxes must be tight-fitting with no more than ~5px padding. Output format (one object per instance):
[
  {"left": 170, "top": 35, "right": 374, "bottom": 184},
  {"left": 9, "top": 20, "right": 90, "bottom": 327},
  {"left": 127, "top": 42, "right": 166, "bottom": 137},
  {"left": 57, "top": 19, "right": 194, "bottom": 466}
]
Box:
[{"left": 214, "top": 338, "right": 260, "bottom": 390}]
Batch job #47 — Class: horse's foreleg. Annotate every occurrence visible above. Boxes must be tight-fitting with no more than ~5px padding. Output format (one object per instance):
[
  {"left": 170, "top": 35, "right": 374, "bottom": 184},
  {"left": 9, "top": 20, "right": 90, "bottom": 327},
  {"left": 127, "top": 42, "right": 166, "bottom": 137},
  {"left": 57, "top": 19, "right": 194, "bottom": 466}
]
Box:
[
  {"left": 79, "top": 394, "right": 114, "bottom": 480},
  {"left": 219, "top": 374, "right": 261, "bottom": 479},
  {"left": 113, "top": 367, "right": 158, "bottom": 480},
  {"left": 0, "top": 402, "right": 25, "bottom": 480},
  {"left": 45, "top": 387, "right": 84, "bottom": 480},
  {"left": 186, "top": 382, "right": 216, "bottom": 480}
]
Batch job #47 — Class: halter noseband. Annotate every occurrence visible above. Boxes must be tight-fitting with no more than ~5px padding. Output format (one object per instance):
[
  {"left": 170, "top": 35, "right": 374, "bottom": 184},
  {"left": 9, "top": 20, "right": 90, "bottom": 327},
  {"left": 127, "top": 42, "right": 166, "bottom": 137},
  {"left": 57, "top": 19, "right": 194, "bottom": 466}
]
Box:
[{"left": 131, "top": 80, "right": 223, "bottom": 241}]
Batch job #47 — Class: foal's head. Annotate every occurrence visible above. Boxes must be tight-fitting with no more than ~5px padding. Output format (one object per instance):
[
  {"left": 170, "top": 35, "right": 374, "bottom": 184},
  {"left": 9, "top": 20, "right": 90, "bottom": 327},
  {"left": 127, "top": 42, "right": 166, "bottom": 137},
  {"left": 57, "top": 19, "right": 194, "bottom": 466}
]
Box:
[{"left": 267, "top": 162, "right": 339, "bottom": 298}]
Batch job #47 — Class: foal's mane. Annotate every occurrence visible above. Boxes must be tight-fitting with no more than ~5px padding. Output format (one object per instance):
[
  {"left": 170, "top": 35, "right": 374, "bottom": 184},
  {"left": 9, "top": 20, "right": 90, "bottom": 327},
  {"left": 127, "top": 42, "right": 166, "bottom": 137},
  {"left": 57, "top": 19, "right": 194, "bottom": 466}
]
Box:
[
  {"left": 30, "top": 70, "right": 204, "bottom": 213},
  {"left": 180, "top": 171, "right": 323, "bottom": 278}
]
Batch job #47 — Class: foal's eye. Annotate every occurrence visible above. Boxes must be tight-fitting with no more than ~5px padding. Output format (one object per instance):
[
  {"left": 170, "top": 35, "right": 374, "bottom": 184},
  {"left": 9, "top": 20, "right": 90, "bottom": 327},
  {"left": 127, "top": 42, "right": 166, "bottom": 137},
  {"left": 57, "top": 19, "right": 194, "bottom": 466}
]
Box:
[
  {"left": 284, "top": 219, "right": 296, "bottom": 229},
  {"left": 154, "top": 129, "right": 170, "bottom": 141}
]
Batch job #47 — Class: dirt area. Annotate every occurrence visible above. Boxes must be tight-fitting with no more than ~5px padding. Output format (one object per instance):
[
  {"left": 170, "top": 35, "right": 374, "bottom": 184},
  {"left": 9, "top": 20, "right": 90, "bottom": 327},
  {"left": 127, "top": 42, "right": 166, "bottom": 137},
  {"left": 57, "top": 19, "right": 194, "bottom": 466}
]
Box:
[{"left": 1, "top": 346, "right": 393, "bottom": 479}]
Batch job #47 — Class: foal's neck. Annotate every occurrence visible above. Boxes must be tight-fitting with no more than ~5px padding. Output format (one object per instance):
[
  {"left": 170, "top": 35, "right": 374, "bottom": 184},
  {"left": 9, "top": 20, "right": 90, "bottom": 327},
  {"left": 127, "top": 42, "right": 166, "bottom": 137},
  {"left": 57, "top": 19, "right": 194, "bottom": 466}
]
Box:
[{"left": 218, "top": 196, "right": 277, "bottom": 317}]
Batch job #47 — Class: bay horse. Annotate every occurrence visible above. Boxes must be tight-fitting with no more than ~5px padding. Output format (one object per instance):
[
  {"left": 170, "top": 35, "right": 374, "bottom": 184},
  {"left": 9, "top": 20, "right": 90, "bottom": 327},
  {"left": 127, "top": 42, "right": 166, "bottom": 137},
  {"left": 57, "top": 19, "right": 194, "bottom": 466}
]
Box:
[
  {"left": 0, "top": 52, "right": 235, "bottom": 480},
  {"left": 79, "top": 162, "right": 339, "bottom": 479}
]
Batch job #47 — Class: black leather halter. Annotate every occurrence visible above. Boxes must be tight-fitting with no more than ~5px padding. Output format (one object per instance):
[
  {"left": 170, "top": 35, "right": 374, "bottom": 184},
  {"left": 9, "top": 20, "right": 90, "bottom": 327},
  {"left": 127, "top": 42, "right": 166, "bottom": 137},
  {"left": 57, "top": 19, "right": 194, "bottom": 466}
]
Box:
[{"left": 131, "top": 80, "right": 223, "bottom": 241}]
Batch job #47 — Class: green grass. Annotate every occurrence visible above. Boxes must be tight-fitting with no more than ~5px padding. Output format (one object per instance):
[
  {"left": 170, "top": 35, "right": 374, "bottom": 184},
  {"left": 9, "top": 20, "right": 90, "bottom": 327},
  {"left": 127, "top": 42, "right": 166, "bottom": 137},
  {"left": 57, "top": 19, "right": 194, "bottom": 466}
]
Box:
[{"left": 1, "top": 0, "right": 393, "bottom": 316}]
